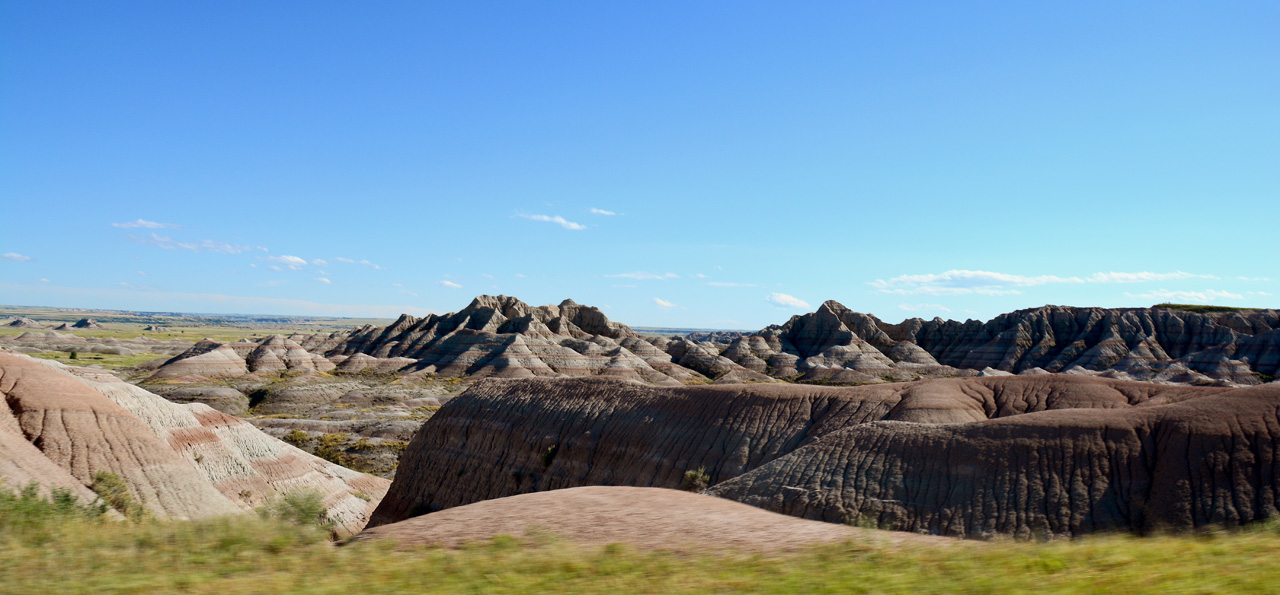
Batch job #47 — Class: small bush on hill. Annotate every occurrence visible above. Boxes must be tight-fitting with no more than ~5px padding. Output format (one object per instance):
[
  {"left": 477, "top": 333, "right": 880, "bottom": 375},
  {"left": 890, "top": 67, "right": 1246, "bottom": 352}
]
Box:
[
  {"left": 92, "top": 471, "right": 147, "bottom": 520},
  {"left": 682, "top": 466, "right": 710, "bottom": 492}
]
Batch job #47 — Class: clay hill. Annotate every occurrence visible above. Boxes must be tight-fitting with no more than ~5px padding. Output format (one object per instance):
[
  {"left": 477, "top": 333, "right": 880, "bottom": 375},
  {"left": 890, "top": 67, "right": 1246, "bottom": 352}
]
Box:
[
  {"left": 355, "top": 485, "right": 944, "bottom": 552},
  {"left": 71, "top": 317, "right": 105, "bottom": 329},
  {"left": 369, "top": 375, "right": 1280, "bottom": 538},
  {"left": 147, "top": 297, "right": 1278, "bottom": 387},
  {"left": 5, "top": 317, "right": 44, "bottom": 329},
  {"left": 0, "top": 350, "right": 388, "bottom": 536}
]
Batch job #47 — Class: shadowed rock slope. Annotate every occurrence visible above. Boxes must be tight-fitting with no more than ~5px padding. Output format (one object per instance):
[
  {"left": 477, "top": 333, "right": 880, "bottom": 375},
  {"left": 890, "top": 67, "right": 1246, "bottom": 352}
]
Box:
[
  {"left": 0, "top": 350, "right": 388, "bottom": 535},
  {"left": 370, "top": 375, "right": 1280, "bottom": 538},
  {"left": 150, "top": 297, "right": 1277, "bottom": 386}
]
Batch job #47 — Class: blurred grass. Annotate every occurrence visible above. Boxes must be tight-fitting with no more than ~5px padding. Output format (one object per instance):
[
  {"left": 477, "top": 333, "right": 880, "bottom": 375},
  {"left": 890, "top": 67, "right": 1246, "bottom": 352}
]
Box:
[{"left": 3, "top": 501, "right": 1280, "bottom": 594}]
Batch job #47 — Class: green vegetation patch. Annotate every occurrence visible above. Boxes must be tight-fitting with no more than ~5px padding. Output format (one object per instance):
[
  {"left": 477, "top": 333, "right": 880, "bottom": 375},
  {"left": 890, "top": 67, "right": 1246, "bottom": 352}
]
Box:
[
  {"left": 4, "top": 489, "right": 1280, "bottom": 595},
  {"left": 30, "top": 350, "right": 167, "bottom": 370}
]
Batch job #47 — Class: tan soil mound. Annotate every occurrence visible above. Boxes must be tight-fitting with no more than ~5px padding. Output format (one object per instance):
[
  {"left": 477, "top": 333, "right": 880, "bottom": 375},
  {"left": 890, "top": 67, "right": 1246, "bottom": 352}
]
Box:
[{"left": 356, "top": 486, "right": 940, "bottom": 552}]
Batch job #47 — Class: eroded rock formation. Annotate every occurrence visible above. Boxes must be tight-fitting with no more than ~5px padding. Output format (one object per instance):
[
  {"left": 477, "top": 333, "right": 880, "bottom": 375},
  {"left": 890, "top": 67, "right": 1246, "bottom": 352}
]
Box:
[
  {"left": 0, "top": 350, "right": 388, "bottom": 535},
  {"left": 148, "top": 297, "right": 1278, "bottom": 387},
  {"left": 370, "top": 375, "right": 1280, "bottom": 537}
]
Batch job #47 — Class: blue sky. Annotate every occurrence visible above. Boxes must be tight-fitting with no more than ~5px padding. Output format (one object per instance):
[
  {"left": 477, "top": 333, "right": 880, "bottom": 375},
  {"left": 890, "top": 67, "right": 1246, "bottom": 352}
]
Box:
[{"left": 1, "top": 2, "right": 1276, "bottom": 328}]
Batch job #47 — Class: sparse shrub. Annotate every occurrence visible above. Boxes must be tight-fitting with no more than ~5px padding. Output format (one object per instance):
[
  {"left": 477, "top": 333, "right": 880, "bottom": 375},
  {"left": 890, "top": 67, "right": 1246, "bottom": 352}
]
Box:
[
  {"left": 68, "top": 351, "right": 77, "bottom": 360},
  {"left": 542, "top": 444, "right": 560, "bottom": 467},
  {"left": 91, "top": 471, "right": 147, "bottom": 520},
  {"left": 282, "top": 429, "right": 311, "bottom": 447},
  {"left": 259, "top": 489, "right": 332, "bottom": 529},
  {"left": 682, "top": 466, "right": 710, "bottom": 492}
]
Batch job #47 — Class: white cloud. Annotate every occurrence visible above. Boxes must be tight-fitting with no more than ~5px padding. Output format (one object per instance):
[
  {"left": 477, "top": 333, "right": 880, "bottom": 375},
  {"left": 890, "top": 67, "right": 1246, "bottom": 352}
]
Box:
[
  {"left": 38, "top": 278, "right": 49, "bottom": 283},
  {"left": 707, "top": 282, "right": 757, "bottom": 287},
  {"left": 766, "top": 293, "right": 811, "bottom": 309},
  {"left": 517, "top": 214, "right": 586, "bottom": 230},
  {"left": 606, "top": 272, "right": 679, "bottom": 280},
  {"left": 590, "top": 208, "right": 616, "bottom": 216},
  {"left": 654, "top": 297, "right": 677, "bottom": 309},
  {"left": 1248, "top": 291, "right": 1272, "bottom": 297},
  {"left": 1088, "top": 271, "right": 1216, "bottom": 283},
  {"left": 269, "top": 266, "right": 283, "bottom": 272},
  {"left": 876, "top": 287, "right": 1024, "bottom": 296},
  {"left": 871, "top": 269, "right": 1225, "bottom": 296},
  {"left": 111, "top": 219, "right": 177, "bottom": 229},
  {"left": 1125, "top": 289, "right": 1244, "bottom": 303},
  {"left": 1238, "top": 276, "right": 1273, "bottom": 282},
  {"left": 262, "top": 255, "right": 308, "bottom": 270},
  {"left": 312, "top": 259, "right": 329, "bottom": 267},
  {"left": 871, "top": 270, "right": 1085, "bottom": 293},
  {"left": 332, "top": 257, "right": 384, "bottom": 269},
  {"left": 898, "top": 303, "right": 952, "bottom": 313},
  {"left": 129, "top": 233, "right": 259, "bottom": 254},
  {"left": 314, "top": 277, "right": 331, "bottom": 284},
  {"left": 439, "top": 280, "right": 462, "bottom": 289},
  {"left": 1, "top": 252, "right": 32, "bottom": 262},
  {"left": 481, "top": 273, "right": 495, "bottom": 279}
]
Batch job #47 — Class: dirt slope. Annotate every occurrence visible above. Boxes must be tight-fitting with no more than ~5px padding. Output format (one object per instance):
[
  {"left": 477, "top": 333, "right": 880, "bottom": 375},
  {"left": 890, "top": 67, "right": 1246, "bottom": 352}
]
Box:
[{"left": 356, "top": 486, "right": 944, "bottom": 552}]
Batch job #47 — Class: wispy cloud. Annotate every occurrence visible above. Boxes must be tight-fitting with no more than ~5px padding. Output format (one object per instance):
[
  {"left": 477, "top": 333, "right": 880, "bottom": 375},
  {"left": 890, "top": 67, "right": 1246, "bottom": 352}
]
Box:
[
  {"left": 38, "top": 278, "right": 49, "bottom": 283},
  {"left": 589, "top": 208, "right": 616, "bottom": 216},
  {"left": 706, "top": 281, "right": 757, "bottom": 287},
  {"left": 129, "top": 233, "right": 260, "bottom": 254},
  {"left": 439, "top": 280, "right": 462, "bottom": 289},
  {"left": 262, "top": 255, "right": 308, "bottom": 270},
  {"left": 1238, "top": 276, "right": 1273, "bottom": 282},
  {"left": 898, "top": 303, "right": 952, "bottom": 313},
  {"left": 870, "top": 269, "right": 1224, "bottom": 296},
  {"left": 2, "top": 252, "right": 32, "bottom": 262},
  {"left": 112, "top": 219, "right": 178, "bottom": 229},
  {"left": 766, "top": 293, "right": 811, "bottom": 309},
  {"left": 333, "top": 257, "right": 384, "bottom": 270},
  {"left": 312, "top": 259, "right": 329, "bottom": 267},
  {"left": 1125, "top": 289, "right": 1244, "bottom": 303},
  {"left": 654, "top": 297, "right": 677, "bottom": 309},
  {"left": 1248, "top": 291, "right": 1272, "bottom": 297},
  {"left": 606, "top": 272, "right": 679, "bottom": 280},
  {"left": 314, "top": 277, "right": 331, "bottom": 284},
  {"left": 517, "top": 214, "right": 586, "bottom": 230},
  {"left": 1087, "top": 271, "right": 1216, "bottom": 283}
]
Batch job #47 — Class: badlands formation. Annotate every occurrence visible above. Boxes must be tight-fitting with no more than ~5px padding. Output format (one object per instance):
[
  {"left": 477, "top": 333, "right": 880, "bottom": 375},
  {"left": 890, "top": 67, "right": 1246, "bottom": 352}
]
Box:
[
  {"left": 370, "top": 375, "right": 1280, "bottom": 539},
  {"left": 151, "top": 296, "right": 1279, "bottom": 387},
  {"left": 0, "top": 350, "right": 387, "bottom": 536}
]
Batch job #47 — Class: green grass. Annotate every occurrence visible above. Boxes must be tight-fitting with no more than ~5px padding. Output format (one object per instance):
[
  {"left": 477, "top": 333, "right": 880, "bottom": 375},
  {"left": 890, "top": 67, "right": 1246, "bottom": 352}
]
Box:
[
  {"left": 29, "top": 350, "right": 168, "bottom": 370},
  {"left": 3, "top": 484, "right": 1280, "bottom": 594}
]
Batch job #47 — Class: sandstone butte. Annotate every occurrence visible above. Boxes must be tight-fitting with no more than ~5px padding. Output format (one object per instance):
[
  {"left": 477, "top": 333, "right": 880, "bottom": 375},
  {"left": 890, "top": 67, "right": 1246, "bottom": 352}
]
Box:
[
  {"left": 0, "top": 350, "right": 387, "bottom": 536},
  {"left": 149, "top": 295, "right": 1280, "bottom": 387},
  {"left": 369, "top": 375, "right": 1280, "bottom": 539}
]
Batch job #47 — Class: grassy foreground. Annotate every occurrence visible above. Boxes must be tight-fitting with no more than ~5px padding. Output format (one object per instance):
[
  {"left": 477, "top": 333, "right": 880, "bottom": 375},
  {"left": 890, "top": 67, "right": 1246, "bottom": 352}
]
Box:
[{"left": 4, "top": 496, "right": 1280, "bottom": 595}]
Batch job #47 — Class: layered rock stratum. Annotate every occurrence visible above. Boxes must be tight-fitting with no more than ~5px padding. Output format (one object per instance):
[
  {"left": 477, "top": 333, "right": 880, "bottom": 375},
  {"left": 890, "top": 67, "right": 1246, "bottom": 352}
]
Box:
[
  {"left": 147, "top": 297, "right": 1279, "bottom": 387},
  {"left": 370, "top": 375, "right": 1280, "bottom": 538},
  {"left": 0, "top": 350, "right": 388, "bottom": 535}
]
